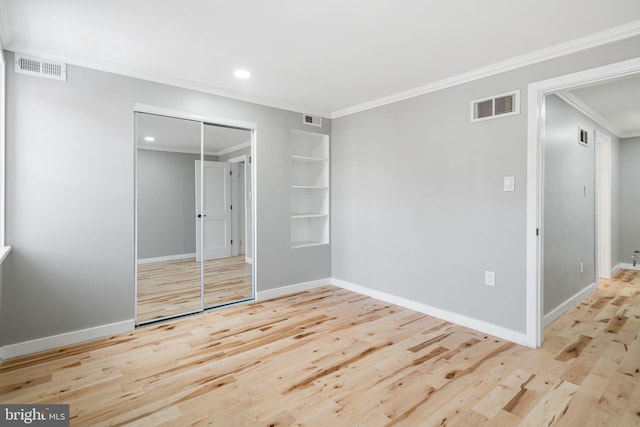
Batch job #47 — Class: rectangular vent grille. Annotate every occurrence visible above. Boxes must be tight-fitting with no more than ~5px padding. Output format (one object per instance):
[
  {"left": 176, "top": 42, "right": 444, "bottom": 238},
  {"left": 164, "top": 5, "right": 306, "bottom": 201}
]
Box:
[
  {"left": 15, "top": 54, "right": 67, "bottom": 81},
  {"left": 471, "top": 91, "right": 520, "bottom": 122},
  {"left": 303, "top": 114, "right": 322, "bottom": 127},
  {"left": 578, "top": 127, "right": 589, "bottom": 146}
]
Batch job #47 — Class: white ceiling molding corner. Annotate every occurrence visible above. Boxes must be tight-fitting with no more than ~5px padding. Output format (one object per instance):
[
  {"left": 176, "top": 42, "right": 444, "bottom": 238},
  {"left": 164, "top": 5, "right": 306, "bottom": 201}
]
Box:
[
  {"left": 622, "top": 131, "right": 640, "bottom": 139},
  {"left": 555, "top": 91, "right": 624, "bottom": 139},
  {"left": 332, "top": 20, "right": 640, "bottom": 119},
  {"left": 6, "top": 40, "right": 332, "bottom": 120},
  {"left": 136, "top": 145, "right": 199, "bottom": 155},
  {"left": 215, "top": 141, "right": 251, "bottom": 157}
]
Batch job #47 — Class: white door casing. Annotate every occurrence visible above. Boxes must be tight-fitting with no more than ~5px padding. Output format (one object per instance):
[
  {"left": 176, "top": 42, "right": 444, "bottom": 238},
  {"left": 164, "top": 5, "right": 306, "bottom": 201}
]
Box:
[
  {"left": 526, "top": 57, "right": 640, "bottom": 348},
  {"left": 196, "top": 160, "right": 232, "bottom": 261},
  {"left": 596, "top": 131, "right": 612, "bottom": 279}
]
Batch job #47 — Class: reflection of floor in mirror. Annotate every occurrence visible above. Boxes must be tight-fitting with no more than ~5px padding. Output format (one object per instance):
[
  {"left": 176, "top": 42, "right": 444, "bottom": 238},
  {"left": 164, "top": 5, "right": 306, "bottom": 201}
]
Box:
[{"left": 137, "top": 255, "right": 252, "bottom": 323}]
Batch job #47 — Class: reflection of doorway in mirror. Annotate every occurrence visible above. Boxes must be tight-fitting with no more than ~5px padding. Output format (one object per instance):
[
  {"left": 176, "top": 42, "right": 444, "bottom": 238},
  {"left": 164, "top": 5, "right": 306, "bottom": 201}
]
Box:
[
  {"left": 229, "top": 155, "right": 249, "bottom": 261},
  {"left": 135, "top": 110, "right": 255, "bottom": 325}
]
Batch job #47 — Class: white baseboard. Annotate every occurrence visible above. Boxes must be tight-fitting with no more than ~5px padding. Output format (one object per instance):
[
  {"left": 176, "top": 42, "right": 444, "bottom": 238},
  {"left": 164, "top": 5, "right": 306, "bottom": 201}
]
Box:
[
  {"left": 137, "top": 253, "right": 196, "bottom": 264},
  {"left": 256, "top": 278, "right": 331, "bottom": 301},
  {"left": 614, "top": 262, "right": 640, "bottom": 272},
  {"left": 612, "top": 263, "right": 623, "bottom": 276},
  {"left": 331, "top": 278, "right": 529, "bottom": 346},
  {"left": 245, "top": 256, "right": 253, "bottom": 264},
  {"left": 543, "top": 282, "right": 598, "bottom": 328},
  {"left": 1, "top": 319, "right": 135, "bottom": 360}
]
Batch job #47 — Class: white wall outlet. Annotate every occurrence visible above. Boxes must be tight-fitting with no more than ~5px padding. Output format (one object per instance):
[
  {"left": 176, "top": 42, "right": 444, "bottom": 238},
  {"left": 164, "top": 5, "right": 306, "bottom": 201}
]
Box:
[
  {"left": 504, "top": 176, "right": 515, "bottom": 192},
  {"left": 580, "top": 262, "right": 584, "bottom": 274},
  {"left": 485, "top": 271, "right": 495, "bottom": 286}
]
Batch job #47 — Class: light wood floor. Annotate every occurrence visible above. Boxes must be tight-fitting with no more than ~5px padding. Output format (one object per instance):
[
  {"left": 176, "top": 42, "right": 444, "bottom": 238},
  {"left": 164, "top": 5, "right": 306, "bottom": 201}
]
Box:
[
  {"left": 1, "top": 270, "right": 639, "bottom": 426},
  {"left": 137, "top": 255, "right": 252, "bottom": 323}
]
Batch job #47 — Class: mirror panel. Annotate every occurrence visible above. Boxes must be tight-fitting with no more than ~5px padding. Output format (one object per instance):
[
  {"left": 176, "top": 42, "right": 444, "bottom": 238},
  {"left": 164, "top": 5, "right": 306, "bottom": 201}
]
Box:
[
  {"left": 136, "top": 113, "right": 254, "bottom": 324},
  {"left": 135, "top": 112, "right": 204, "bottom": 323},
  {"left": 201, "top": 123, "right": 253, "bottom": 308}
]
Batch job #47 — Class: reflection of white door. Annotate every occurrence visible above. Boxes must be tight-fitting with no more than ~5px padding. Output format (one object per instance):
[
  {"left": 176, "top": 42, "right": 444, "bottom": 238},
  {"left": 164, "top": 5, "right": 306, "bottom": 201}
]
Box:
[{"left": 195, "top": 160, "right": 232, "bottom": 261}]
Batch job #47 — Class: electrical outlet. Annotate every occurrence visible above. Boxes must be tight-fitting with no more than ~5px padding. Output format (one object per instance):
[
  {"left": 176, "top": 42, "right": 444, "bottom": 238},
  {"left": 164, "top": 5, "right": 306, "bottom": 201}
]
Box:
[
  {"left": 580, "top": 262, "right": 584, "bottom": 274},
  {"left": 485, "top": 271, "right": 495, "bottom": 286}
]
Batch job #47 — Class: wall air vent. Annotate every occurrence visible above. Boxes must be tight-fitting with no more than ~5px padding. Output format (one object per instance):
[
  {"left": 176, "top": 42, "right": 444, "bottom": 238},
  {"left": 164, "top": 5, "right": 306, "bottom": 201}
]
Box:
[
  {"left": 471, "top": 90, "right": 520, "bottom": 122},
  {"left": 302, "top": 113, "right": 322, "bottom": 127},
  {"left": 15, "top": 54, "right": 67, "bottom": 81}
]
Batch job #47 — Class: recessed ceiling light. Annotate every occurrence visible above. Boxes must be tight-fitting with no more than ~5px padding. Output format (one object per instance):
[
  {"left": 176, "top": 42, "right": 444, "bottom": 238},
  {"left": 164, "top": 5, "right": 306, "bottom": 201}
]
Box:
[
  {"left": 233, "top": 69, "right": 251, "bottom": 79},
  {"left": 144, "top": 136, "right": 155, "bottom": 142}
]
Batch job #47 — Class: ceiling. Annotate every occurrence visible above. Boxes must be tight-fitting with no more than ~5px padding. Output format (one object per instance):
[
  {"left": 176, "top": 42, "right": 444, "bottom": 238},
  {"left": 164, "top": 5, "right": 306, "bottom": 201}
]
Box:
[
  {"left": 2, "top": 1, "right": 640, "bottom": 118},
  {"left": 566, "top": 74, "right": 640, "bottom": 138},
  {"left": 136, "top": 113, "right": 251, "bottom": 155}
]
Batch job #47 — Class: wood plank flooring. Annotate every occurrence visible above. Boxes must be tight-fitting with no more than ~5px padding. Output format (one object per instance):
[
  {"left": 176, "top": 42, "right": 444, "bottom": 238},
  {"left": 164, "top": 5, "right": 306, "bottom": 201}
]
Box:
[
  {"left": 137, "top": 256, "right": 252, "bottom": 323},
  {"left": 1, "top": 270, "right": 639, "bottom": 426}
]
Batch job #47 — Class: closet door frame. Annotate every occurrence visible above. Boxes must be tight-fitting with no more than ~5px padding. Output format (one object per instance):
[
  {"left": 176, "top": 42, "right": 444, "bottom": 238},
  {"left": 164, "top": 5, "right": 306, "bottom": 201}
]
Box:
[{"left": 133, "top": 103, "right": 257, "bottom": 324}]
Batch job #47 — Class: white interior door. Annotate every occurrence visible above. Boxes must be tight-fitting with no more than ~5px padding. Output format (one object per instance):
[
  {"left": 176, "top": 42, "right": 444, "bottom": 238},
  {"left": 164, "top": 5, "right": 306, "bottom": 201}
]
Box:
[{"left": 195, "top": 160, "right": 232, "bottom": 261}]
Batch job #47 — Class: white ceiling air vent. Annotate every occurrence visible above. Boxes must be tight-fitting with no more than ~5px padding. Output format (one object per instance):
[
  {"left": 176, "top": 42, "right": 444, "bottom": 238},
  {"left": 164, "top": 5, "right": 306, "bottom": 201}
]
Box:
[
  {"left": 15, "top": 54, "right": 67, "bottom": 81},
  {"left": 302, "top": 113, "right": 322, "bottom": 127},
  {"left": 471, "top": 90, "right": 520, "bottom": 122}
]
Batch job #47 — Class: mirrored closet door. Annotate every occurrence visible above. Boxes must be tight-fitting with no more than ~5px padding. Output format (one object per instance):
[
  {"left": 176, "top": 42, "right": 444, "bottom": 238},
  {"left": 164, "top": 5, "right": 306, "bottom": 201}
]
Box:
[{"left": 135, "top": 112, "right": 254, "bottom": 324}]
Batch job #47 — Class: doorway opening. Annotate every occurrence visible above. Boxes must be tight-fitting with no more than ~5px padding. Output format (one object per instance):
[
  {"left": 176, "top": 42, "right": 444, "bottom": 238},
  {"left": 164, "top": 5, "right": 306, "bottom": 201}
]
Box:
[{"left": 526, "top": 57, "right": 640, "bottom": 348}]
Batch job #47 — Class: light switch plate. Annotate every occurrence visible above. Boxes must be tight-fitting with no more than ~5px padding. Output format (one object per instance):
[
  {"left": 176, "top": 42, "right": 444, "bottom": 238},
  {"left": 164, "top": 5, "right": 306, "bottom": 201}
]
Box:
[
  {"left": 485, "top": 271, "right": 495, "bottom": 286},
  {"left": 504, "top": 176, "right": 515, "bottom": 192}
]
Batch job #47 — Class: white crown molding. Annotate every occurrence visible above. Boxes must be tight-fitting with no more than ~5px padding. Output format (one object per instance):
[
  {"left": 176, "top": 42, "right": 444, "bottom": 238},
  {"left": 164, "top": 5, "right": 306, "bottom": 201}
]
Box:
[
  {"left": 3, "top": 16, "right": 640, "bottom": 121},
  {"left": 555, "top": 91, "right": 624, "bottom": 138},
  {"left": 556, "top": 91, "right": 640, "bottom": 139},
  {"left": 331, "top": 20, "right": 640, "bottom": 118},
  {"left": 0, "top": 1, "right": 12, "bottom": 48},
  {"left": 136, "top": 140, "right": 250, "bottom": 157},
  {"left": 216, "top": 140, "right": 251, "bottom": 157},
  {"left": 137, "top": 145, "right": 199, "bottom": 155},
  {"left": 5, "top": 40, "right": 332, "bottom": 119}
]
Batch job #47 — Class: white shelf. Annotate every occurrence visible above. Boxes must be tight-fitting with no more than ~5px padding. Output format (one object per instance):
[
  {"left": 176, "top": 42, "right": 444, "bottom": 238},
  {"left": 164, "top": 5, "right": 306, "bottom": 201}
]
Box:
[
  {"left": 290, "top": 155, "right": 328, "bottom": 163},
  {"left": 290, "top": 129, "right": 330, "bottom": 249},
  {"left": 291, "top": 213, "right": 328, "bottom": 219}
]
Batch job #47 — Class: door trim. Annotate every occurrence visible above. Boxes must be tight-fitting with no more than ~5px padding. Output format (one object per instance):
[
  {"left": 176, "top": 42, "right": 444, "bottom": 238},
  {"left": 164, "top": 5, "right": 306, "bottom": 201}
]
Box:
[
  {"left": 228, "top": 155, "right": 248, "bottom": 259},
  {"left": 526, "top": 57, "right": 640, "bottom": 348},
  {"left": 596, "top": 131, "right": 612, "bottom": 279}
]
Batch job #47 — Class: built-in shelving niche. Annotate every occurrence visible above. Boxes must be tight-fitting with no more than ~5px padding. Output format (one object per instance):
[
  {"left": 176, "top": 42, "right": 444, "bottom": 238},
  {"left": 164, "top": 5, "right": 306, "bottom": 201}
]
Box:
[{"left": 290, "top": 129, "right": 330, "bottom": 248}]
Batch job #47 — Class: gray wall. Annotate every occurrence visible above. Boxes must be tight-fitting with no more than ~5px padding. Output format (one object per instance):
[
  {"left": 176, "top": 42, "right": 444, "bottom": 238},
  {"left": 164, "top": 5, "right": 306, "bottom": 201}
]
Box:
[
  {"left": 332, "top": 35, "right": 640, "bottom": 334},
  {"left": 1, "top": 51, "right": 331, "bottom": 346},
  {"left": 137, "top": 149, "right": 202, "bottom": 260},
  {"left": 619, "top": 137, "right": 640, "bottom": 264},
  {"left": 542, "top": 95, "right": 614, "bottom": 315}
]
